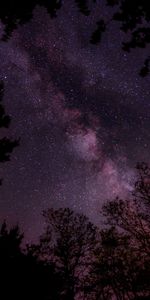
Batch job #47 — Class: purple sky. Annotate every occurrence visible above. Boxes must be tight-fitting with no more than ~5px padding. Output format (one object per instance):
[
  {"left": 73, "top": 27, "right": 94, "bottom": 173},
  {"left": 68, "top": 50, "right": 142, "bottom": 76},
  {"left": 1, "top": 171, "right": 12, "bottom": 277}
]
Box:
[{"left": 0, "top": 2, "right": 150, "bottom": 242}]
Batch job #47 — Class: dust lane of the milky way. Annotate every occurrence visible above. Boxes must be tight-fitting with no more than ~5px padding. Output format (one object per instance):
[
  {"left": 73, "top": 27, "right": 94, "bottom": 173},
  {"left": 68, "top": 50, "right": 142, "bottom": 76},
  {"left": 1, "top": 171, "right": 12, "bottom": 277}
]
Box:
[{"left": 0, "top": 3, "right": 150, "bottom": 242}]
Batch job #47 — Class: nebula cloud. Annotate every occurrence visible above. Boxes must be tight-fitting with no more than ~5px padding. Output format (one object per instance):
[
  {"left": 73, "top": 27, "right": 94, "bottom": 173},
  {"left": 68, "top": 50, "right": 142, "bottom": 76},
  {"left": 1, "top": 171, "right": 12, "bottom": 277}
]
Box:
[{"left": 0, "top": 6, "right": 147, "bottom": 241}]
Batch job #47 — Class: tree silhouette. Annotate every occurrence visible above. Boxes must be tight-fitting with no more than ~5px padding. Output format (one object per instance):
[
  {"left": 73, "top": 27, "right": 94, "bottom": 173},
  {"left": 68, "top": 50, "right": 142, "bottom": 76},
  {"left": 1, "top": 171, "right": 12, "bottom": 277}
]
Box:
[
  {"left": 0, "top": 81, "right": 19, "bottom": 185},
  {"left": 1, "top": 163, "right": 150, "bottom": 300},
  {"left": 0, "top": 0, "right": 62, "bottom": 41},
  {"left": 91, "top": 1, "right": 150, "bottom": 76},
  {"left": 91, "top": 225, "right": 150, "bottom": 299},
  {"left": 38, "top": 207, "right": 98, "bottom": 299},
  {"left": 0, "top": 221, "right": 24, "bottom": 299},
  {"left": 98, "top": 163, "right": 150, "bottom": 299},
  {"left": 0, "top": 221, "right": 62, "bottom": 300}
]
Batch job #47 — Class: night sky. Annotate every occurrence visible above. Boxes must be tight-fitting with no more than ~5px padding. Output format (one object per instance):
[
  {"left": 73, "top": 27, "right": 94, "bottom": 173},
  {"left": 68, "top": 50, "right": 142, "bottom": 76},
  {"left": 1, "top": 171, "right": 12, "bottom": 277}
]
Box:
[{"left": 0, "top": 2, "right": 150, "bottom": 242}]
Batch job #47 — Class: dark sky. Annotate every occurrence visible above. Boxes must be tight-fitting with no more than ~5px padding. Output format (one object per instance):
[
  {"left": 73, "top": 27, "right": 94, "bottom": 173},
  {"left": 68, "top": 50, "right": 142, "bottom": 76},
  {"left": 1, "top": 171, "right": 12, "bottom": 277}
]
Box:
[{"left": 0, "top": 2, "right": 150, "bottom": 242}]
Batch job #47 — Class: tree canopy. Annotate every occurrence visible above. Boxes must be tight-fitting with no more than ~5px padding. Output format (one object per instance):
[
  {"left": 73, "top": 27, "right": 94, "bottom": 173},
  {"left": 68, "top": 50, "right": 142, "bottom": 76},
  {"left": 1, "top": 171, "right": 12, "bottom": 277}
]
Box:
[
  {"left": 0, "top": 1, "right": 150, "bottom": 75},
  {"left": 0, "top": 81, "right": 19, "bottom": 185}
]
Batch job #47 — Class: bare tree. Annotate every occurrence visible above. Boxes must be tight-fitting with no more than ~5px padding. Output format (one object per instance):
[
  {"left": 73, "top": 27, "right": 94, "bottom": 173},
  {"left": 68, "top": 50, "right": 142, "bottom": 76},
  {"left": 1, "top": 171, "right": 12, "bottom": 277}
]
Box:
[
  {"left": 38, "top": 207, "right": 98, "bottom": 299},
  {"left": 97, "top": 163, "right": 150, "bottom": 299}
]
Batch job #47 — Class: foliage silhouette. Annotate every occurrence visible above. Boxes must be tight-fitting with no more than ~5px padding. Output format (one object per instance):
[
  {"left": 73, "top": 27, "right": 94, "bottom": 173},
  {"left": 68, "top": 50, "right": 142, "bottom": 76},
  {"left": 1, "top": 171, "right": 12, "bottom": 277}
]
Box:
[
  {"left": 0, "top": 81, "right": 19, "bottom": 185},
  {"left": 37, "top": 207, "right": 98, "bottom": 299},
  {"left": 0, "top": 221, "right": 62, "bottom": 300},
  {"left": 0, "top": 1, "right": 150, "bottom": 74},
  {"left": 1, "top": 164, "right": 150, "bottom": 299},
  {"left": 0, "top": 0, "right": 62, "bottom": 41},
  {"left": 100, "top": 162, "right": 150, "bottom": 299}
]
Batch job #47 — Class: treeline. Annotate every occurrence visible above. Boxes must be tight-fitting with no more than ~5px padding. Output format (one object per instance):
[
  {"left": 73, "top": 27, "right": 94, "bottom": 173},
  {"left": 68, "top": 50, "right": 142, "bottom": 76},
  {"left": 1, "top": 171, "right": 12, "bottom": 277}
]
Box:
[{"left": 1, "top": 162, "right": 150, "bottom": 300}]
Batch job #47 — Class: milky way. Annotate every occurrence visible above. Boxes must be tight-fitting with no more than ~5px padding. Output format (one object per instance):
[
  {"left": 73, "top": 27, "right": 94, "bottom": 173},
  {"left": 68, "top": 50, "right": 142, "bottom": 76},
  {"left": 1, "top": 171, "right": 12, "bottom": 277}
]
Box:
[{"left": 0, "top": 2, "right": 150, "bottom": 241}]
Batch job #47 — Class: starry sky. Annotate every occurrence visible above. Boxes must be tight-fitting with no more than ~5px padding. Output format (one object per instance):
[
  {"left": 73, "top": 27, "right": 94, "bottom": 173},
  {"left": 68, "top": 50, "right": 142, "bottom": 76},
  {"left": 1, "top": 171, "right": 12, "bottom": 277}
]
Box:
[{"left": 0, "top": 1, "right": 150, "bottom": 242}]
